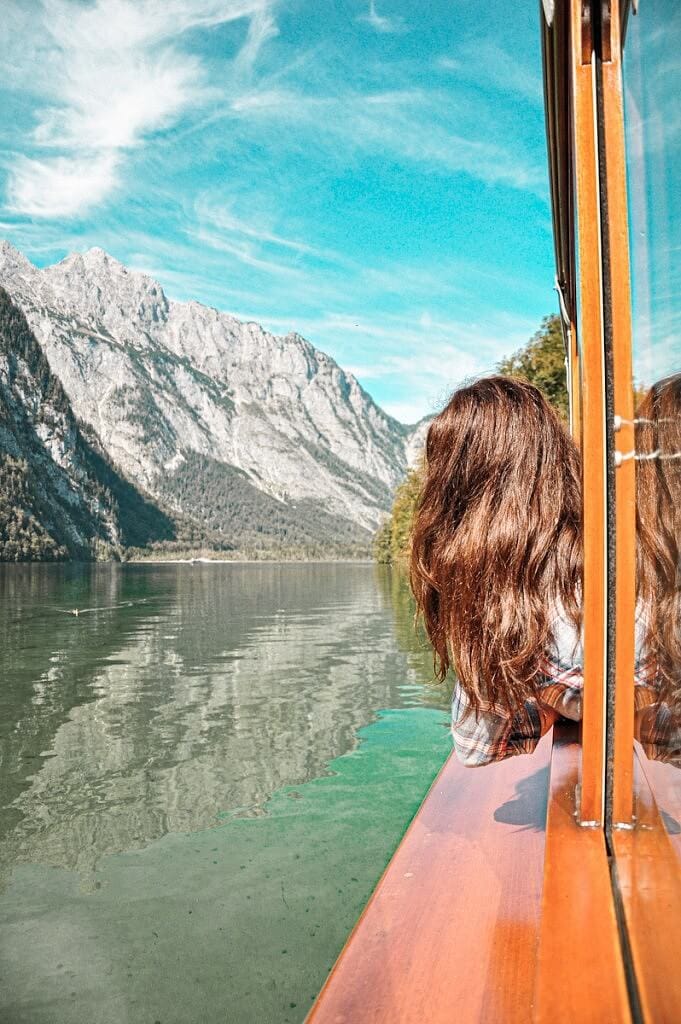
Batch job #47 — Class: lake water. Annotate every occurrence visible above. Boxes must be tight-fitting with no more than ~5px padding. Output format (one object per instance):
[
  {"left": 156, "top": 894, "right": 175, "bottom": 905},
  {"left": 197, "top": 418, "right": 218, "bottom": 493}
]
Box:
[{"left": 0, "top": 563, "right": 451, "bottom": 1024}]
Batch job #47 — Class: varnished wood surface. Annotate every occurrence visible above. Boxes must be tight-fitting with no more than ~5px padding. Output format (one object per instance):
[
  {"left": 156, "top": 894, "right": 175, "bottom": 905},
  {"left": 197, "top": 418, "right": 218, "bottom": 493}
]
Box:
[
  {"left": 602, "top": 0, "right": 637, "bottom": 828},
  {"left": 612, "top": 750, "right": 681, "bottom": 1023},
  {"left": 634, "top": 749, "right": 681, "bottom": 861},
  {"left": 570, "top": 0, "right": 608, "bottom": 825},
  {"left": 306, "top": 737, "right": 552, "bottom": 1024},
  {"left": 534, "top": 723, "right": 631, "bottom": 1023}
]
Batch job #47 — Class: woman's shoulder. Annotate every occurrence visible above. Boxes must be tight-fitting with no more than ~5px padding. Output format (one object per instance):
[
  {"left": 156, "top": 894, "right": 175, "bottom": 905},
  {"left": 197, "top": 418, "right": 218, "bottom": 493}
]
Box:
[{"left": 549, "top": 603, "right": 583, "bottom": 665}]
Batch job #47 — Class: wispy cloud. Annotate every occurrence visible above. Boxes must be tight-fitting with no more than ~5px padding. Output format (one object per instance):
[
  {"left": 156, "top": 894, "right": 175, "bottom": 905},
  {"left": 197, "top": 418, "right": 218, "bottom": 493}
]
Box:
[
  {"left": 195, "top": 196, "right": 339, "bottom": 260},
  {"left": 234, "top": 6, "right": 279, "bottom": 79},
  {"left": 191, "top": 226, "right": 306, "bottom": 278},
  {"left": 437, "top": 41, "right": 543, "bottom": 104},
  {"left": 188, "top": 194, "right": 347, "bottom": 278},
  {"left": 357, "top": 1, "right": 406, "bottom": 34},
  {"left": 2, "top": 0, "right": 275, "bottom": 218},
  {"left": 227, "top": 85, "right": 546, "bottom": 193}
]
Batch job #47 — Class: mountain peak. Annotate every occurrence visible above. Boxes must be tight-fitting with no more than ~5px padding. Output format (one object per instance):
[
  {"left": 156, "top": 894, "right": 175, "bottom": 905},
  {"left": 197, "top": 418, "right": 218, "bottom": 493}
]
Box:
[
  {"left": 83, "top": 246, "right": 115, "bottom": 263},
  {"left": 43, "top": 247, "right": 170, "bottom": 325},
  {"left": 0, "top": 238, "right": 22, "bottom": 257},
  {"left": 55, "top": 246, "right": 127, "bottom": 274},
  {"left": 0, "top": 239, "right": 35, "bottom": 273}
]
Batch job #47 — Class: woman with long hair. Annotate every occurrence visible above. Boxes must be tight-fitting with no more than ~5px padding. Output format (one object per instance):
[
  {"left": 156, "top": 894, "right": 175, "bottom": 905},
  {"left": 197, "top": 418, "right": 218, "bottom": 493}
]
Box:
[
  {"left": 410, "top": 376, "right": 584, "bottom": 766},
  {"left": 634, "top": 374, "right": 681, "bottom": 763}
]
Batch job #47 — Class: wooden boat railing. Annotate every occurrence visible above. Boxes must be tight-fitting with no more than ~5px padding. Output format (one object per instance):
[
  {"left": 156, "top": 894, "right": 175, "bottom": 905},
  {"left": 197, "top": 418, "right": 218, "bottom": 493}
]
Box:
[{"left": 306, "top": 724, "right": 630, "bottom": 1023}]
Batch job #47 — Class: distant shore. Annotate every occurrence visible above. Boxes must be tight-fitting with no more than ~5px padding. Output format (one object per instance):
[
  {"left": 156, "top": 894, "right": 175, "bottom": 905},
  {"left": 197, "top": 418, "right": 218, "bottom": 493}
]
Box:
[
  {"left": 126, "top": 555, "right": 375, "bottom": 565},
  {"left": 0, "top": 555, "right": 376, "bottom": 567}
]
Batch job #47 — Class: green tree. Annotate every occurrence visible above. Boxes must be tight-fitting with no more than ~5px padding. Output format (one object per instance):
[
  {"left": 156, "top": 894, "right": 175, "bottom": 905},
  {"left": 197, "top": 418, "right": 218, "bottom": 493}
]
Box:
[
  {"left": 496, "top": 314, "right": 568, "bottom": 421},
  {"left": 389, "top": 466, "right": 424, "bottom": 564},
  {"left": 373, "top": 465, "right": 425, "bottom": 565},
  {"left": 373, "top": 518, "right": 392, "bottom": 564}
]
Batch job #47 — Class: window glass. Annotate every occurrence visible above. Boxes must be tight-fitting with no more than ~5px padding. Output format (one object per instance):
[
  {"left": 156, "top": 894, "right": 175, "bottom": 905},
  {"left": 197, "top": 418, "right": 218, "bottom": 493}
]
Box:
[{"left": 623, "top": 1, "right": 681, "bottom": 831}]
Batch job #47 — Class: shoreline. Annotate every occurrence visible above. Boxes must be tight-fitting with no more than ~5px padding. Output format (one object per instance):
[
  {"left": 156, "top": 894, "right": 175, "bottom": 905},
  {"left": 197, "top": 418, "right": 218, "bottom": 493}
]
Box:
[
  {"left": 126, "top": 556, "right": 376, "bottom": 565},
  {"left": 0, "top": 557, "right": 378, "bottom": 568}
]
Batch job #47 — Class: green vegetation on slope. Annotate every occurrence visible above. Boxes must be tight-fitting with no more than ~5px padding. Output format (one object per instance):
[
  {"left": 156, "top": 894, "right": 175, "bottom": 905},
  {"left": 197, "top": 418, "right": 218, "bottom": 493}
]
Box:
[
  {"left": 130, "top": 452, "right": 373, "bottom": 561},
  {"left": 375, "top": 314, "right": 568, "bottom": 564},
  {"left": 373, "top": 467, "right": 424, "bottom": 565},
  {"left": 0, "top": 455, "right": 68, "bottom": 561}
]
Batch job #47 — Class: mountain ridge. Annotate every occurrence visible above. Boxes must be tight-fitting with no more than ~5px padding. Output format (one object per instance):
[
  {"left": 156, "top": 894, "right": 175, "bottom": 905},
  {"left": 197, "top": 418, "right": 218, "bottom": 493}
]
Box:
[
  {"left": 0, "top": 241, "right": 429, "bottom": 558},
  {"left": 0, "top": 286, "right": 175, "bottom": 560}
]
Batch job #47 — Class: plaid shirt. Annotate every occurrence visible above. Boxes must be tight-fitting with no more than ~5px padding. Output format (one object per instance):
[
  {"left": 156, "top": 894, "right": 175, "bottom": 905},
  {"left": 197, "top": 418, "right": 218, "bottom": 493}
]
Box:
[
  {"left": 634, "top": 665, "right": 681, "bottom": 766},
  {"left": 450, "top": 611, "right": 673, "bottom": 767},
  {"left": 450, "top": 668, "right": 581, "bottom": 768}
]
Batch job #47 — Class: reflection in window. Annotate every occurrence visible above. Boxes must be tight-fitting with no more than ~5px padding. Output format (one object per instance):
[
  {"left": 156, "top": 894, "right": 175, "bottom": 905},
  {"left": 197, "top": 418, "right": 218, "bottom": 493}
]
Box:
[
  {"left": 635, "top": 376, "right": 681, "bottom": 766},
  {"left": 624, "top": 4, "right": 681, "bottom": 786}
]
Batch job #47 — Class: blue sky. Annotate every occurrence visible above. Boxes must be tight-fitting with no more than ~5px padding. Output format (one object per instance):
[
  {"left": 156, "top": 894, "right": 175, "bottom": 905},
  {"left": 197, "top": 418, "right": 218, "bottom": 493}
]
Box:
[{"left": 0, "top": 0, "right": 556, "bottom": 423}]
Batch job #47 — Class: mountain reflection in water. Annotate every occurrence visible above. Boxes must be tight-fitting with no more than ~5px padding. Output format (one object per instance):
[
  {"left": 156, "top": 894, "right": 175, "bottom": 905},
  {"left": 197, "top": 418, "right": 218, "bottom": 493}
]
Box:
[{"left": 0, "top": 562, "right": 447, "bottom": 887}]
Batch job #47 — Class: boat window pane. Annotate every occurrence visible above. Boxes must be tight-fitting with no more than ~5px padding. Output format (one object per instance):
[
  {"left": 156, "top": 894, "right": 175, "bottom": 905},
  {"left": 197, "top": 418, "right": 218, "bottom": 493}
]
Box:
[{"left": 624, "top": 1, "right": 681, "bottom": 837}]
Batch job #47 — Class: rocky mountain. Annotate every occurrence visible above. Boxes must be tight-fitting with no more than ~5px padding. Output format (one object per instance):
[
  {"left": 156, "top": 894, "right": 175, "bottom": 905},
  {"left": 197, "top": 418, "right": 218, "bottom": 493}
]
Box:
[
  {"left": 0, "top": 287, "right": 175, "bottom": 560},
  {"left": 404, "top": 416, "right": 430, "bottom": 467},
  {"left": 0, "top": 241, "right": 425, "bottom": 557}
]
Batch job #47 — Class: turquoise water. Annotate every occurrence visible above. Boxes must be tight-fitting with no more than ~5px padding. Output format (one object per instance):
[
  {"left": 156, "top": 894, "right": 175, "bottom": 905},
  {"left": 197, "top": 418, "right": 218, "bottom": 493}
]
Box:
[{"left": 0, "top": 563, "right": 451, "bottom": 1023}]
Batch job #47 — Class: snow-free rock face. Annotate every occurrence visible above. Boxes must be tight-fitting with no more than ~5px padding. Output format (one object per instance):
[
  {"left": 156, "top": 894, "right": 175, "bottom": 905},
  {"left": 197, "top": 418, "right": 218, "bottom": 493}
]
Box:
[
  {"left": 0, "top": 242, "right": 425, "bottom": 549},
  {"left": 0, "top": 286, "right": 174, "bottom": 560},
  {"left": 405, "top": 416, "right": 431, "bottom": 469}
]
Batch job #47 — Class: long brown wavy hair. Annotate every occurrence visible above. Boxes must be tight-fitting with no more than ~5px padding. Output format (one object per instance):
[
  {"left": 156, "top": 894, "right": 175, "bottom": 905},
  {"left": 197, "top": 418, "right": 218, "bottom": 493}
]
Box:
[
  {"left": 636, "top": 374, "right": 681, "bottom": 703},
  {"left": 410, "top": 375, "right": 582, "bottom": 714}
]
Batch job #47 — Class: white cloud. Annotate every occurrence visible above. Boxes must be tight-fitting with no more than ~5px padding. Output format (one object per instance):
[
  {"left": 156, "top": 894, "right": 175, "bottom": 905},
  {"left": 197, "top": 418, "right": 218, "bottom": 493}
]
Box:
[
  {"left": 358, "top": 1, "right": 406, "bottom": 34},
  {"left": 7, "top": 153, "right": 119, "bottom": 219},
  {"left": 191, "top": 225, "right": 306, "bottom": 277},
  {"left": 33, "top": 52, "right": 206, "bottom": 153},
  {"left": 187, "top": 193, "right": 349, "bottom": 279},
  {"left": 230, "top": 86, "right": 325, "bottom": 115},
  {"left": 3, "top": 0, "right": 275, "bottom": 218}
]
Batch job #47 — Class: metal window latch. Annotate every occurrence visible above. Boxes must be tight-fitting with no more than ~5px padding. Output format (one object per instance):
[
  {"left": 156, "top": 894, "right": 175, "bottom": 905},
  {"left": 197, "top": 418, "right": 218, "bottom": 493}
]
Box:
[
  {"left": 554, "top": 275, "right": 571, "bottom": 329},
  {"left": 601, "top": 0, "right": 612, "bottom": 61},
  {"left": 580, "top": 0, "right": 593, "bottom": 63},
  {"left": 580, "top": 1, "right": 613, "bottom": 65}
]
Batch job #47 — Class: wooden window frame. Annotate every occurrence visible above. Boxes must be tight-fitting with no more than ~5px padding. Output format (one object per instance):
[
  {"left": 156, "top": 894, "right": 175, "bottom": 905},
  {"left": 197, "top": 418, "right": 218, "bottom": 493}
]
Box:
[{"left": 569, "top": 0, "right": 609, "bottom": 828}]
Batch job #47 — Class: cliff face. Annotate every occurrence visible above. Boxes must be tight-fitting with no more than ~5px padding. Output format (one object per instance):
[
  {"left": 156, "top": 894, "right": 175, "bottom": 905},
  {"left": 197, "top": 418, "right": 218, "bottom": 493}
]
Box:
[
  {"left": 0, "top": 286, "right": 174, "bottom": 560},
  {"left": 0, "top": 242, "right": 427, "bottom": 553}
]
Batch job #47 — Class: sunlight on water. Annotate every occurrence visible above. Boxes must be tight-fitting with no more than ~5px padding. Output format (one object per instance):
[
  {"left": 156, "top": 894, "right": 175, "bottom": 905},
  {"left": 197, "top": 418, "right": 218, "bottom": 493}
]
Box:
[{"left": 0, "top": 563, "right": 450, "bottom": 1024}]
